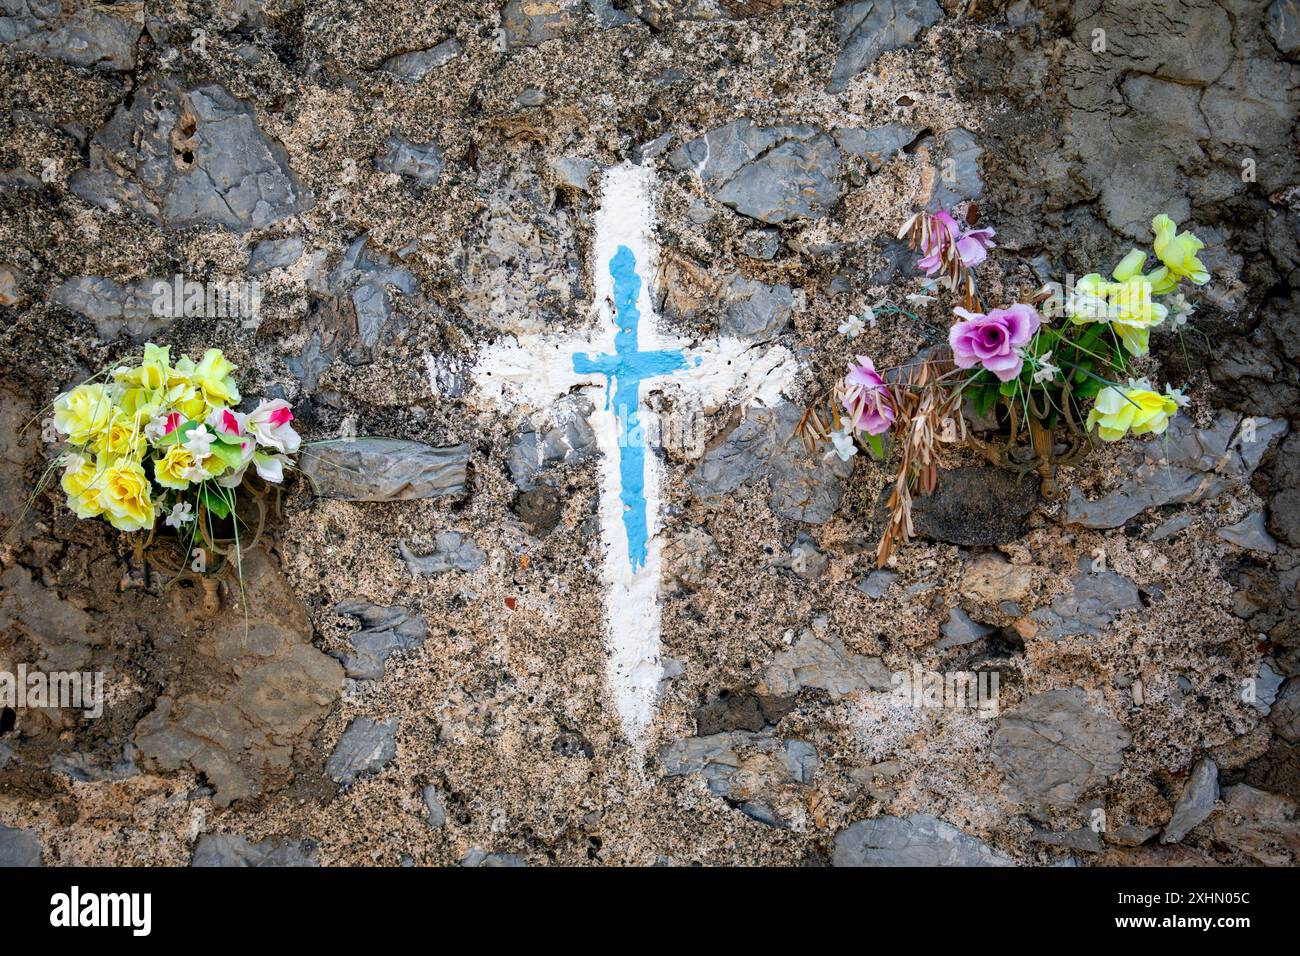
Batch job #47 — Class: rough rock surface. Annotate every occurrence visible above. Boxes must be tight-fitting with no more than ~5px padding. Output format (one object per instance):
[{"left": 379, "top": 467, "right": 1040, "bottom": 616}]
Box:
[
  {"left": 326, "top": 717, "right": 398, "bottom": 786},
  {"left": 833, "top": 813, "right": 1012, "bottom": 866},
  {"left": 300, "top": 439, "right": 470, "bottom": 501},
  {"left": 192, "top": 834, "right": 318, "bottom": 867}
]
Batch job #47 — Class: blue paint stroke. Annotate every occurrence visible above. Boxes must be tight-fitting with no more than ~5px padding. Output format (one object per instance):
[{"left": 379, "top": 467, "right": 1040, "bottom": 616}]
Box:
[{"left": 573, "top": 245, "right": 686, "bottom": 571}]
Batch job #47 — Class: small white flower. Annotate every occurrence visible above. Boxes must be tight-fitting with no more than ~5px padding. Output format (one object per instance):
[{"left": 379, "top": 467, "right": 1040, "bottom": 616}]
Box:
[
  {"left": 905, "top": 292, "right": 936, "bottom": 308},
  {"left": 1166, "top": 293, "right": 1196, "bottom": 327},
  {"left": 165, "top": 501, "right": 194, "bottom": 529},
  {"left": 1031, "top": 350, "right": 1060, "bottom": 384},
  {"left": 823, "top": 426, "right": 859, "bottom": 462},
  {"left": 838, "top": 315, "right": 866, "bottom": 337},
  {"left": 184, "top": 423, "right": 215, "bottom": 458},
  {"left": 181, "top": 465, "right": 207, "bottom": 483},
  {"left": 1165, "top": 384, "right": 1190, "bottom": 407}
]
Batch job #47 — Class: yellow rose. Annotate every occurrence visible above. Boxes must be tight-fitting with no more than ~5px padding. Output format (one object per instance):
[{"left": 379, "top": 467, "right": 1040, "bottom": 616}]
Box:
[
  {"left": 61, "top": 455, "right": 107, "bottom": 518},
  {"left": 1086, "top": 383, "right": 1179, "bottom": 442},
  {"left": 115, "top": 343, "right": 172, "bottom": 390},
  {"left": 154, "top": 444, "right": 199, "bottom": 490},
  {"left": 1067, "top": 273, "right": 1167, "bottom": 356},
  {"left": 52, "top": 384, "right": 114, "bottom": 445},
  {"left": 101, "top": 458, "right": 154, "bottom": 532},
  {"left": 1150, "top": 213, "right": 1208, "bottom": 293},
  {"left": 190, "top": 348, "right": 240, "bottom": 408},
  {"left": 93, "top": 413, "right": 147, "bottom": 460}
]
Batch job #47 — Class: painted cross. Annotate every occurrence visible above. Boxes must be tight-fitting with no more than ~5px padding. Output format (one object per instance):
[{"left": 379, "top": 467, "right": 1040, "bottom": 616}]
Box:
[{"left": 471, "top": 161, "right": 798, "bottom": 743}]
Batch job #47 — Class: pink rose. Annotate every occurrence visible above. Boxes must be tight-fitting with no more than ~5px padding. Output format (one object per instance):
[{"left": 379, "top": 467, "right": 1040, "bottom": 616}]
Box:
[
  {"left": 842, "top": 355, "right": 896, "bottom": 435},
  {"left": 948, "top": 304, "right": 1041, "bottom": 382}
]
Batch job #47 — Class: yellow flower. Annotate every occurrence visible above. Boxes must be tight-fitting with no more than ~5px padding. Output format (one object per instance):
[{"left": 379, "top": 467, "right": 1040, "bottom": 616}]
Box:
[
  {"left": 115, "top": 343, "right": 172, "bottom": 390},
  {"left": 93, "top": 413, "right": 147, "bottom": 460},
  {"left": 52, "top": 383, "right": 114, "bottom": 445},
  {"left": 190, "top": 348, "right": 240, "bottom": 408},
  {"left": 61, "top": 454, "right": 107, "bottom": 518},
  {"left": 1150, "top": 213, "right": 1208, "bottom": 293},
  {"left": 100, "top": 458, "right": 154, "bottom": 532},
  {"left": 1086, "top": 383, "right": 1179, "bottom": 442},
  {"left": 1067, "top": 273, "right": 1167, "bottom": 356},
  {"left": 154, "top": 444, "right": 199, "bottom": 489}
]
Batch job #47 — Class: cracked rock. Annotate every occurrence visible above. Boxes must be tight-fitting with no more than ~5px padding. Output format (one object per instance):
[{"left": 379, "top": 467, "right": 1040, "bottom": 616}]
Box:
[
  {"left": 192, "top": 834, "right": 319, "bottom": 867},
  {"left": 326, "top": 717, "right": 398, "bottom": 785},
  {"left": 828, "top": 0, "right": 943, "bottom": 92},
  {"left": 380, "top": 38, "right": 462, "bottom": 82},
  {"left": 833, "top": 813, "right": 1012, "bottom": 866},
  {"left": 720, "top": 275, "right": 794, "bottom": 341},
  {"left": 300, "top": 439, "right": 470, "bottom": 501},
  {"left": 660, "top": 730, "right": 818, "bottom": 828},
  {"left": 758, "top": 631, "right": 891, "bottom": 698},
  {"left": 331, "top": 601, "right": 428, "bottom": 680},
  {"left": 1161, "top": 758, "right": 1220, "bottom": 844},
  {"left": 1029, "top": 571, "right": 1141, "bottom": 641},
  {"left": 0, "top": 0, "right": 143, "bottom": 71},
  {"left": 375, "top": 135, "right": 445, "bottom": 183},
  {"left": 71, "top": 77, "right": 311, "bottom": 232},
  {"left": 506, "top": 395, "right": 597, "bottom": 491},
  {"left": 398, "top": 533, "right": 486, "bottom": 575},
  {"left": 0, "top": 825, "right": 43, "bottom": 867}
]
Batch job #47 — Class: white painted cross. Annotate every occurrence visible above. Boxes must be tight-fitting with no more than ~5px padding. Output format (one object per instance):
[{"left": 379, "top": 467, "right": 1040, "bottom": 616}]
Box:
[{"left": 470, "top": 161, "right": 799, "bottom": 744}]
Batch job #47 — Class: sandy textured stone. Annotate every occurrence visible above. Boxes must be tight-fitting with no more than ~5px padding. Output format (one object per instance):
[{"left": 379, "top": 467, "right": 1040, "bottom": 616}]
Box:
[
  {"left": 833, "top": 814, "right": 1012, "bottom": 866},
  {"left": 301, "top": 439, "right": 470, "bottom": 501}
]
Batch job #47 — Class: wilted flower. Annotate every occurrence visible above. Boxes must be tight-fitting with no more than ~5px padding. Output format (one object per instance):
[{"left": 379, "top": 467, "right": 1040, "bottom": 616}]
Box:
[
  {"left": 842, "top": 356, "right": 895, "bottom": 435},
  {"left": 948, "top": 303, "right": 1041, "bottom": 382},
  {"left": 905, "top": 291, "right": 936, "bottom": 308},
  {"left": 916, "top": 210, "right": 996, "bottom": 276}
]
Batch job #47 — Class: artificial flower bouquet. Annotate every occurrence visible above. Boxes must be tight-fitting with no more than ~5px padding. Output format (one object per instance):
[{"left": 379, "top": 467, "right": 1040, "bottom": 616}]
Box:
[
  {"left": 47, "top": 344, "right": 300, "bottom": 561},
  {"left": 801, "top": 208, "right": 1210, "bottom": 565}
]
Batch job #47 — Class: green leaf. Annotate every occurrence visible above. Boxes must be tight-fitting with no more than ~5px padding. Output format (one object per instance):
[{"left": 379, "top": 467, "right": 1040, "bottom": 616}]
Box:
[
  {"left": 864, "top": 432, "right": 884, "bottom": 460},
  {"left": 999, "top": 380, "right": 1018, "bottom": 397},
  {"left": 156, "top": 419, "right": 198, "bottom": 447},
  {"left": 207, "top": 439, "right": 246, "bottom": 470},
  {"left": 200, "top": 485, "right": 231, "bottom": 519}
]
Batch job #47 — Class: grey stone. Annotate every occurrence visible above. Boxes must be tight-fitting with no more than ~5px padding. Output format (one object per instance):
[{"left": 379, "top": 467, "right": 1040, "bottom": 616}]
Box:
[
  {"left": 326, "top": 717, "right": 398, "bottom": 785},
  {"left": 720, "top": 275, "right": 794, "bottom": 341},
  {"left": 380, "top": 38, "right": 462, "bottom": 82},
  {"left": 1218, "top": 512, "right": 1278, "bottom": 554},
  {"left": 889, "top": 466, "right": 1040, "bottom": 546},
  {"left": 398, "top": 533, "right": 486, "bottom": 575},
  {"left": 331, "top": 601, "right": 427, "bottom": 680},
  {"left": 1161, "top": 758, "right": 1219, "bottom": 843},
  {"left": 1252, "top": 660, "right": 1284, "bottom": 715},
  {"left": 991, "top": 688, "right": 1131, "bottom": 819},
  {"left": 1032, "top": 823, "right": 1104, "bottom": 853},
  {"left": 192, "top": 834, "right": 318, "bottom": 867},
  {"left": 550, "top": 156, "right": 597, "bottom": 191},
  {"left": 660, "top": 730, "right": 818, "bottom": 828},
  {"left": 0, "top": 1, "right": 143, "bottom": 71},
  {"left": 832, "top": 814, "right": 1012, "bottom": 866},
  {"left": 1271, "top": 679, "right": 1300, "bottom": 742},
  {"left": 50, "top": 746, "right": 139, "bottom": 782},
  {"left": 1064, "top": 413, "right": 1287, "bottom": 529},
  {"left": 422, "top": 785, "right": 447, "bottom": 829},
  {"left": 738, "top": 228, "right": 781, "bottom": 260},
  {"left": 71, "top": 77, "right": 311, "bottom": 232},
  {"left": 856, "top": 569, "right": 898, "bottom": 599},
  {"left": 300, "top": 439, "right": 470, "bottom": 501},
  {"left": 1268, "top": 0, "right": 1300, "bottom": 53},
  {"left": 461, "top": 848, "right": 527, "bottom": 866},
  {"left": 833, "top": 123, "right": 915, "bottom": 172},
  {"left": 0, "top": 825, "right": 42, "bottom": 866},
  {"left": 1029, "top": 571, "right": 1141, "bottom": 641},
  {"left": 1107, "top": 824, "right": 1160, "bottom": 847},
  {"left": 930, "top": 127, "right": 983, "bottom": 209},
  {"left": 247, "top": 237, "right": 303, "bottom": 275},
  {"left": 1149, "top": 514, "right": 1194, "bottom": 542},
  {"left": 690, "top": 402, "right": 853, "bottom": 524},
  {"left": 52, "top": 275, "right": 171, "bottom": 342},
  {"left": 771, "top": 533, "right": 828, "bottom": 581},
  {"left": 828, "top": 0, "right": 943, "bottom": 92},
  {"left": 515, "top": 86, "right": 547, "bottom": 107},
  {"left": 759, "top": 632, "right": 891, "bottom": 698},
  {"left": 936, "top": 608, "right": 995, "bottom": 650},
  {"left": 375, "top": 136, "right": 444, "bottom": 183},
  {"left": 501, "top": 0, "right": 588, "bottom": 48},
  {"left": 506, "top": 396, "right": 597, "bottom": 491},
  {"left": 668, "top": 120, "right": 843, "bottom": 224},
  {"left": 1210, "top": 784, "right": 1300, "bottom": 866}
]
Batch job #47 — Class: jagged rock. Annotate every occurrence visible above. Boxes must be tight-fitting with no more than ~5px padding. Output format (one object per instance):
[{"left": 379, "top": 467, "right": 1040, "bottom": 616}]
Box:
[
  {"left": 247, "top": 237, "right": 304, "bottom": 275},
  {"left": 1210, "top": 784, "right": 1300, "bottom": 866},
  {"left": 375, "top": 136, "right": 444, "bottom": 183},
  {"left": 550, "top": 156, "right": 598, "bottom": 191},
  {"left": 961, "top": 553, "right": 1032, "bottom": 604},
  {"left": 1032, "top": 822, "right": 1104, "bottom": 853},
  {"left": 191, "top": 834, "right": 318, "bottom": 867},
  {"left": 300, "top": 439, "right": 470, "bottom": 501},
  {"left": 326, "top": 717, "right": 398, "bottom": 785},
  {"left": 71, "top": 77, "right": 311, "bottom": 232},
  {"left": 834, "top": 123, "right": 916, "bottom": 172},
  {"left": 720, "top": 275, "right": 794, "bottom": 341},
  {"left": 1106, "top": 824, "right": 1160, "bottom": 847},
  {"left": 331, "top": 601, "right": 427, "bottom": 680},
  {"left": 690, "top": 402, "right": 853, "bottom": 524},
  {"left": 936, "top": 608, "right": 995, "bottom": 650},
  {"left": 0, "top": 0, "right": 143, "bottom": 71},
  {"left": 50, "top": 746, "right": 139, "bottom": 782},
  {"left": 506, "top": 395, "right": 597, "bottom": 491},
  {"left": 1218, "top": 512, "right": 1279, "bottom": 554},
  {"left": 625, "top": 0, "right": 793, "bottom": 29},
  {"left": 422, "top": 785, "right": 447, "bottom": 829},
  {"left": 397, "top": 533, "right": 486, "bottom": 575},
  {"left": 668, "top": 120, "right": 843, "bottom": 224},
  {"left": 380, "top": 38, "right": 462, "bottom": 82},
  {"left": 0, "top": 825, "right": 42, "bottom": 866},
  {"left": 1272, "top": 679, "right": 1300, "bottom": 742},
  {"left": 1029, "top": 571, "right": 1141, "bottom": 641},
  {"left": 889, "top": 466, "right": 1039, "bottom": 546},
  {"left": 1161, "top": 758, "right": 1220, "bottom": 843},
  {"left": 52, "top": 275, "right": 173, "bottom": 342},
  {"left": 929, "top": 127, "right": 983, "bottom": 209},
  {"left": 1064, "top": 412, "right": 1287, "bottom": 529},
  {"left": 833, "top": 814, "right": 1012, "bottom": 866},
  {"left": 828, "top": 0, "right": 943, "bottom": 92},
  {"left": 991, "top": 688, "right": 1131, "bottom": 819},
  {"left": 660, "top": 730, "right": 818, "bottom": 828},
  {"left": 1251, "top": 660, "right": 1284, "bottom": 715},
  {"left": 759, "top": 632, "right": 891, "bottom": 698},
  {"left": 1269, "top": 0, "right": 1300, "bottom": 54},
  {"left": 856, "top": 569, "right": 899, "bottom": 599},
  {"left": 460, "top": 848, "right": 527, "bottom": 866},
  {"left": 134, "top": 550, "right": 343, "bottom": 806}
]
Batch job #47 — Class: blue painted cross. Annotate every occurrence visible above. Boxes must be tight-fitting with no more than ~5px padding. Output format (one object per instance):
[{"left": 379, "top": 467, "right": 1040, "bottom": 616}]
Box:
[{"left": 572, "top": 245, "right": 690, "bottom": 572}]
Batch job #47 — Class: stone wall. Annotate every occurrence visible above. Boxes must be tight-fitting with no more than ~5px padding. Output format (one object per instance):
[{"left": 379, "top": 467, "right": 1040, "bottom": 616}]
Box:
[{"left": 0, "top": 0, "right": 1297, "bottom": 866}]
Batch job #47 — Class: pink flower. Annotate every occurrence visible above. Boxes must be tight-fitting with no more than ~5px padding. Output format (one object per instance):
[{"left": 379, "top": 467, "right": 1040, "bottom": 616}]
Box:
[
  {"left": 206, "top": 406, "right": 246, "bottom": 441},
  {"left": 842, "top": 355, "right": 896, "bottom": 436},
  {"left": 163, "top": 411, "right": 183, "bottom": 435},
  {"left": 246, "top": 399, "right": 301, "bottom": 454},
  {"left": 916, "top": 210, "right": 996, "bottom": 275},
  {"left": 948, "top": 304, "right": 1041, "bottom": 382}
]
